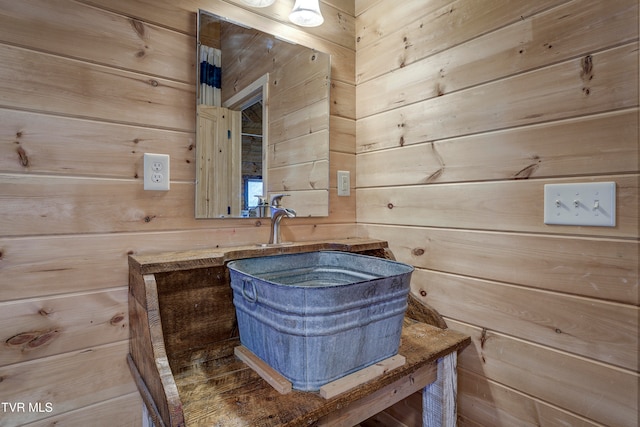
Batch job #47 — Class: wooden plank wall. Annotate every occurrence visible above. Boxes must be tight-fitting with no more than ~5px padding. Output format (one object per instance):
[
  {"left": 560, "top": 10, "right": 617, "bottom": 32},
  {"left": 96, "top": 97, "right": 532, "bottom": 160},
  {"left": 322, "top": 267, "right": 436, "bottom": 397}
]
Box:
[
  {"left": 0, "top": 0, "right": 356, "bottom": 425},
  {"left": 355, "top": 0, "right": 638, "bottom": 426}
]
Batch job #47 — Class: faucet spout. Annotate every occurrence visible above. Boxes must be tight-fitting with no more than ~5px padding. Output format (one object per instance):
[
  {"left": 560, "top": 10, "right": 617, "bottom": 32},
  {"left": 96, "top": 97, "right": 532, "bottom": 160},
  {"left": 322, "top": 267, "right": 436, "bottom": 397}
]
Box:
[{"left": 269, "top": 206, "right": 296, "bottom": 245}]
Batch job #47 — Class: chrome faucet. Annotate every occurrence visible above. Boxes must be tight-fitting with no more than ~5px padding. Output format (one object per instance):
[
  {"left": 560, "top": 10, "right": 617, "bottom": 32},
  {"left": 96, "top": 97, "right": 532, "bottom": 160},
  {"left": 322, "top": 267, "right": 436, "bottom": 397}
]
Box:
[{"left": 268, "top": 194, "right": 296, "bottom": 245}]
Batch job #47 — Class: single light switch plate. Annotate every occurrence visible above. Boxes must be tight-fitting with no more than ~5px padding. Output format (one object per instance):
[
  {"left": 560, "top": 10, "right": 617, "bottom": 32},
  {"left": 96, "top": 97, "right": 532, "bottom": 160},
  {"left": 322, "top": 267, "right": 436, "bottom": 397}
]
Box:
[
  {"left": 544, "top": 182, "right": 615, "bottom": 227},
  {"left": 337, "top": 171, "right": 350, "bottom": 196},
  {"left": 144, "top": 153, "right": 170, "bottom": 191}
]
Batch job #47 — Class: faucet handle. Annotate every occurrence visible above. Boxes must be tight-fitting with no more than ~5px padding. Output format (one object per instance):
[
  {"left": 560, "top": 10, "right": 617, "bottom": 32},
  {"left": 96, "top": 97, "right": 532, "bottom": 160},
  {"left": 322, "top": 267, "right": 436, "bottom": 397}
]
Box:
[{"left": 270, "top": 194, "right": 289, "bottom": 207}]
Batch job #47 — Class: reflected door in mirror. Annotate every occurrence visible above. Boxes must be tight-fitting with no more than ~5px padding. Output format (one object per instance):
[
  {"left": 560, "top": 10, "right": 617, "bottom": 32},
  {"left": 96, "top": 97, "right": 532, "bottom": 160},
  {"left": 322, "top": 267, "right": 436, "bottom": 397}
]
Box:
[{"left": 196, "top": 106, "right": 241, "bottom": 218}]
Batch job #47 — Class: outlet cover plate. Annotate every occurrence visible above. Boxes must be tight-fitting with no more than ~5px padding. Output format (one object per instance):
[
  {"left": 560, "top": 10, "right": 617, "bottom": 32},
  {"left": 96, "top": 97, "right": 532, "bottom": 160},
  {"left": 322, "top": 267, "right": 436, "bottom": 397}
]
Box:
[
  {"left": 544, "top": 182, "right": 615, "bottom": 227},
  {"left": 144, "top": 153, "right": 170, "bottom": 191}
]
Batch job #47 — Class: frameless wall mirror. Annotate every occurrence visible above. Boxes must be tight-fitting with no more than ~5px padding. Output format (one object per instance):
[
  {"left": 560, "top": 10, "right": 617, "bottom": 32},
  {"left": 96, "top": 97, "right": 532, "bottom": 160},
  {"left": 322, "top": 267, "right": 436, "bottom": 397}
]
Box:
[{"left": 196, "top": 9, "right": 331, "bottom": 219}]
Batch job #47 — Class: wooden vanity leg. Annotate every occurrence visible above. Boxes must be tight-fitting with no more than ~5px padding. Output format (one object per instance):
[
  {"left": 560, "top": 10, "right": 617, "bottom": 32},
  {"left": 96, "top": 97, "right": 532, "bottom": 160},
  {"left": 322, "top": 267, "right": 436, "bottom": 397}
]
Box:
[{"left": 422, "top": 352, "right": 457, "bottom": 427}]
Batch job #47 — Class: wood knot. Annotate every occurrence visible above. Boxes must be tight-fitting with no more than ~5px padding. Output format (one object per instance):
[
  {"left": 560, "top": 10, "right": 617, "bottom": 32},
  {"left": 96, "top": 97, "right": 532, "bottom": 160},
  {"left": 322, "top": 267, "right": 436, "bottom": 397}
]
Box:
[
  {"left": 148, "top": 79, "right": 159, "bottom": 87},
  {"left": 513, "top": 162, "right": 540, "bottom": 180},
  {"left": 143, "top": 215, "right": 156, "bottom": 223},
  {"left": 16, "top": 146, "right": 29, "bottom": 167},
  {"left": 480, "top": 328, "right": 488, "bottom": 349},
  {"left": 387, "top": 203, "right": 394, "bottom": 209},
  {"left": 16, "top": 131, "right": 23, "bottom": 138},
  {"left": 581, "top": 55, "right": 593, "bottom": 77},
  {"left": 399, "top": 136, "right": 405, "bottom": 146},
  {"left": 130, "top": 19, "right": 146, "bottom": 39},
  {"left": 110, "top": 313, "right": 125, "bottom": 326},
  {"left": 580, "top": 54, "right": 594, "bottom": 95},
  {"left": 412, "top": 248, "right": 425, "bottom": 256},
  {"left": 7, "top": 330, "right": 60, "bottom": 350},
  {"left": 39, "top": 308, "right": 52, "bottom": 316},
  {"left": 6, "top": 332, "right": 38, "bottom": 347},
  {"left": 255, "top": 220, "right": 262, "bottom": 227},
  {"left": 27, "top": 330, "right": 60, "bottom": 348},
  {"left": 419, "top": 289, "right": 427, "bottom": 297}
]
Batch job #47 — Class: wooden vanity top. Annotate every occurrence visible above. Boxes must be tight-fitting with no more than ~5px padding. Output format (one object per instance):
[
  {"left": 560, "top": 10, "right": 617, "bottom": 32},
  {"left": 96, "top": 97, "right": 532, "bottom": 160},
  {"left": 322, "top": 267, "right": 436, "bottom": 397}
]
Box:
[
  {"left": 127, "top": 238, "right": 470, "bottom": 426},
  {"left": 129, "top": 237, "right": 392, "bottom": 274}
]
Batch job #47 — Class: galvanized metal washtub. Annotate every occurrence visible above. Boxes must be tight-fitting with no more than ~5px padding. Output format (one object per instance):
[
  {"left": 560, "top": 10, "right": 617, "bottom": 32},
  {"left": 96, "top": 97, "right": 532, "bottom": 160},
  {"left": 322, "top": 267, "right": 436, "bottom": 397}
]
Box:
[{"left": 227, "top": 251, "right": 414, "bottom": 391}]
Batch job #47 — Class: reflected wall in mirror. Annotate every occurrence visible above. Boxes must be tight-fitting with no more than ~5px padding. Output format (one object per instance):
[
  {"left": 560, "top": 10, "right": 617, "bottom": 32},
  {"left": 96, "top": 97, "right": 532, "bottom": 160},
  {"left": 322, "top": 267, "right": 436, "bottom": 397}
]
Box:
[{"left": 196, "top": 9, "right": 330, "bottom": 219}]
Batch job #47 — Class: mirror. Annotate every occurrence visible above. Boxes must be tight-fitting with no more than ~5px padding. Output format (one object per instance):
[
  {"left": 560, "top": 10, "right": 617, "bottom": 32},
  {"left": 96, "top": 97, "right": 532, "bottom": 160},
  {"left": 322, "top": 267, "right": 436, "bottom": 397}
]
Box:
[{"left": 196, "top": 9, "right": 331, "bottom": 218}]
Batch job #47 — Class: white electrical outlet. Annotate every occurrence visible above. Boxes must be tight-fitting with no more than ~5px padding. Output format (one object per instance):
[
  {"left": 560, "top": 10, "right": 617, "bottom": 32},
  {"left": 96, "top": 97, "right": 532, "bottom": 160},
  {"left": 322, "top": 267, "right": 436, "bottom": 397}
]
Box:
[
  {"left": 337, "top": 171, "right": 350, "bottom": 196},
  {"left": 144, "top": 153, "right": 170, "bottom": 191},
  {"left": 544, "top": 182, "right": 615, "bottom": 227}
]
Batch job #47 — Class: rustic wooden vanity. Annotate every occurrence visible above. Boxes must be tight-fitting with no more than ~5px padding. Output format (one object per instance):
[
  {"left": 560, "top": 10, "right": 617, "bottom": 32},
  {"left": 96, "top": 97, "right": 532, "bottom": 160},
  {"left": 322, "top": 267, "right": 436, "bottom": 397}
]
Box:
[{"left": 128, "top": 238, "right": 470, "bottom": 427}]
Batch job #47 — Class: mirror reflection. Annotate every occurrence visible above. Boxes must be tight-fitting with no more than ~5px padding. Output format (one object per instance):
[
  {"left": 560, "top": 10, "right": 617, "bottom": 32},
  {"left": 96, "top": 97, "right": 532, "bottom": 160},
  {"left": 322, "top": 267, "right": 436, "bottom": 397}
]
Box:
[{"left": 196, "top": 9, "right": 331, "bottom": 219}]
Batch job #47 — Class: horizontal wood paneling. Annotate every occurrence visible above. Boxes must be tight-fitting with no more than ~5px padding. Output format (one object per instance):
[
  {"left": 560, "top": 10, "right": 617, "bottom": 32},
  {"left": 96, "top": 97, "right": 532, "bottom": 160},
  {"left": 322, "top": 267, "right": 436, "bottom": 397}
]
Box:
[
  {"left": 357, "top": 175, "right": 638, "bottom": 237},
  {"left": 357, "top": 110, "right": 638, "bottom": 186},
  {"left": 0, "top": 288, "right": 129, "bottom": 365},
  {"left": 0, "top": 0, "right": 357, "bottom": 424},
  {"left": 270, "top": 129, "right": 329, "bottom": 167},
  {"left": 330, "top": 79, "right": 357, "bottom": 119},
  {"left": 329, "top": 116, "right": 355, "bottom": 154},
  {"left": 0, "top": 44, "right": 195, "bottom": 131},
  {"left": 457, "top": 368, "right": 600, "bottom": 427},
  {"left": 0, "top": 173, "right": 357, "bottom": 235},
  {"left": 357, "top": 0, "right": 638, "bottom": 118},
  {"left": 0, "top": 229, "right": 278, "bottom": 302},
  {"left": 270, "top": 98, "right": 330, "bottom": 140},
  {"left": 356, "top": 0, "right": 638, "bottom": 426},
  {"left": 22, "top": 393, "right": 142, "bottom": 427},
  {"left": 0, "top": 0, "right": 195, "bottom": 84},
  {"left": 0, "top": 108, "right": 195, "bottom": 180},
  {"left": 78, "top": 0, "right": 356, "bottom": 82},
  {"left": 0, "top": 174, "right": 197, "bottom": 235},
  {"left": 356, "top": 0, "right": 568, "bottom": 83},
  {"left": 363, "top": 225, "right": 638, "bottom": 305},
  {"left": 0, "top": 341, "right": 137, "bottom": 426},
  {"left": 269, "top": 160, "right": 330, "bottom": 191},
  {"left": 449, "top": 320, "right": 638, "bottom": 427},
  {"left": 357, "top": 42, "right": 638, "bottom": 150},
  {"left": 412, "top": 269, "right": 638, "bottom": 370},
  {"left": 0, "top": 227, "right": 359, "bottom": 304}
]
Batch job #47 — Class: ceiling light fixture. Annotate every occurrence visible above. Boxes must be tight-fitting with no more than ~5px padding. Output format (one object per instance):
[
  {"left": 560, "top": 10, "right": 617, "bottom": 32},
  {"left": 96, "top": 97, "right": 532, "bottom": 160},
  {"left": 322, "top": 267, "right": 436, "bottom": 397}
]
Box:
[
  {"left": 240, "top": 0, "right": 276, "bottom": 7},
  {"left": 289, "top": 0, "right": 324, "bottom": 27}
]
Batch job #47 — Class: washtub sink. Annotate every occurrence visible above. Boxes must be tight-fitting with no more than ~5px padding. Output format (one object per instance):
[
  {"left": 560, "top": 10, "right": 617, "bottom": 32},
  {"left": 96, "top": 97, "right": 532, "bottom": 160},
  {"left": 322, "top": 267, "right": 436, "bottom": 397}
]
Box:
[{"left": 227, "top": 251, "right": 414, "bottom": 391}]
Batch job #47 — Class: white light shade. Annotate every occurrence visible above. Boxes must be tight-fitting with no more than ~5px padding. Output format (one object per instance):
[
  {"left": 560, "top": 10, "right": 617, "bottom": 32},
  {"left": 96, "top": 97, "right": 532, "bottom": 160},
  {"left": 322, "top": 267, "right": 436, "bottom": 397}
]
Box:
[
  {"left": 289, "top": 0, "right": 324, "bottom": 27},
  {"left": 241, "top": 0, "right": 276, "bottom": 7}
]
